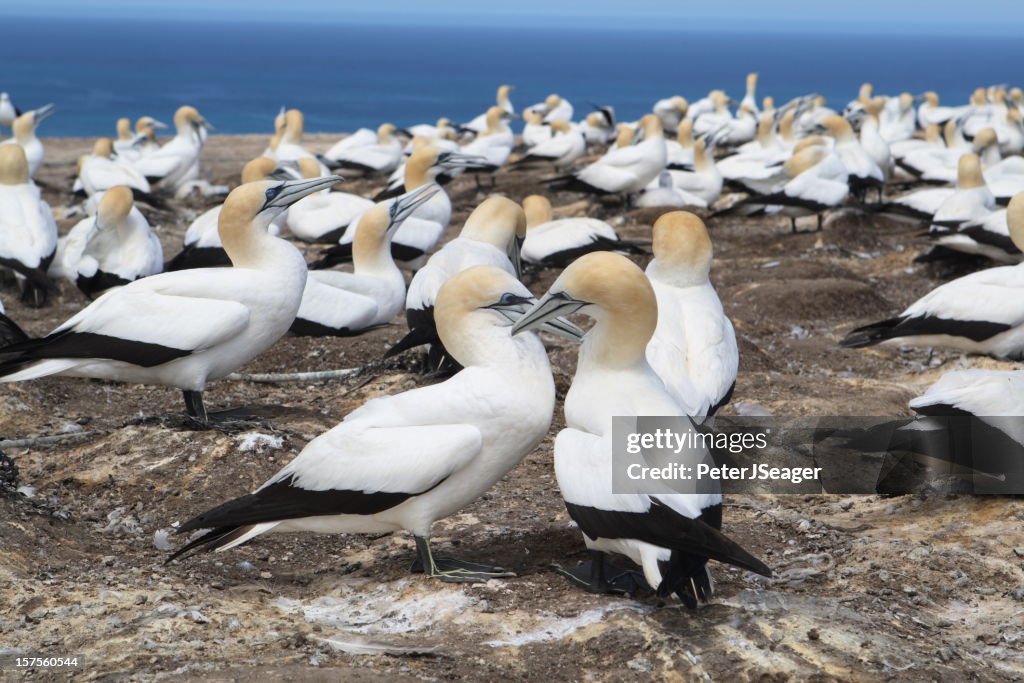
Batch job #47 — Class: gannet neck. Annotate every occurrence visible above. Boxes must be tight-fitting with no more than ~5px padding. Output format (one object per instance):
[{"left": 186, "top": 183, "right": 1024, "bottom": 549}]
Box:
[
  {"left": 676, "top": 120, "right": 693, "bottom": 148},
  {"left": 957, "top": 153, "right": 986, "bottom": 190},
  {"left": 647, "top": 211, "right": 712, "bottom": 286},
  {"left": 1007, "top": 193, "right": 1024, "bottom": 252},
  {"left": 459, "top": 196, "right": 525, "bottom": 250},
  {"left": 352, "top": 204, "right": 401, "bottom": 276},
  {"left": 523, "top": 195, "right": 553, "bottom": 228},
  {"left": 0, "top": 144, "right": 29, "bottom": 185},
  {"left": 282, "top": 109, "right": 304, "bottom": 145},
  {"left": 404, "top": 146, "right": 439, "bottom": 189},
  {"left": 116, "top": 118, "right": 132, "bottom": 141},
  {"left": 693, "top": 138, "right": 711, "bottom": 172}
]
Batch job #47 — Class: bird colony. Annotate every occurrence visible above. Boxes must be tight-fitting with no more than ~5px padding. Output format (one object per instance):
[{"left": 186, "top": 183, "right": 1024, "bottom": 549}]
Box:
[{"left": 1, "top": 78, "right": 1022, "bottom": 669}]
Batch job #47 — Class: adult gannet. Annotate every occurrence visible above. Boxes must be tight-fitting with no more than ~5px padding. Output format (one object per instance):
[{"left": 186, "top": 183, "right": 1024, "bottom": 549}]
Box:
[
  {"left": 927, "top": 153, "right": 996, "bottom": 240},
  {"left": 386, "top": 197, "right": 526, "bottom": 367},
  {"left": 463, "top": 84, "right": 515, "bottom": 134},
  {"left": 739, "top": 73, "right": 760, "bottom": 113},
  {"left": 687, "top": 89, "right": 725, "bottom": 122},
  {"left": 511, "top": 252, "right": 770, "bottom": 604},
  {"left": 272, "top": 109, "right": 323, "bottom": 167},
  {"left": 315, "top": 146, "right": 485, "bottom": 269},
  {"left": 169, "top": 266, "right": 581, "bottom": 582},
  {"left": 917, "top": 92, "right": 958, "bottom": 128},
  {"left": 133, "top": 105, "right": 213, "bottom": 197},
  {"left": 580, "top": 106, "right": 616, "bottom": 146},
  {"left": 165, "top": 157, "right": 289, "bottom": 271},
  {"left": 520, "top": 195, "right": 646, "bottom": 267},
  {"left": 878, "top": 93, "right": 916, "bottom": 143},
  {"left": 909, "top": 369, "right": 1024, "bottom": 443},
  {"left": 724, "top": 143, "right": 849, "bottom": 232},
  {"left": 0, "top": 93, "right": 19, "bottom": 134},
  {"left": 405, "top": 117, "right": 456, "bottom": 140},
  {"left": 292, "top": 185, "right": 438, "bottom": 337},
  {"left": 645, "top": 212, "right": 737, "bottom": 416},
  {"left": 0, "top": 175, "right": 339, "bottom": 424},
  {"left": 521, "top": 110, "right": 552, "bottom": 148},
  {"left": 842, "top": 193, "right": 1024, "bottom": 358},
  {"left": 661, "top": 136, "right": 723, "bottom": 208},
  {"left": 693, "top": 91, "right": 733, "bottom": 137},
  {"left": 376, "top": 135, "right": 471, "bottom": 200},
  {"left": 511, "top": 120, "right": 585, "bottom": 170},
  {"left": 0, "top": 104, "right": 54, "bottom": 178},
  {"left": 459, "top": 107, "right": 515, "bottom": 186},
  {"left": 112, "top": 117, "right": 136, "bottom": 157},
  {"left": 58, "top": 186, "right": 162, "bottom": 298},
  {"left": 947, "top": 204, "right": 1024, "bottom": 264},
  {"left": 132, "top": 116, "right": 166, "bottom": 157},
  {"left": 0, "top": 145, "right": 57, "bottom": 306},
  {"left": 74, "top": 137, "right": 152, "bottom": 198},
  {"left": 323, "top": 123, "right": 402, "bottom": 176},
  {"left": 718, "top": 103, "right": 757, "bottom": 147},
  {"left": 844, "top": 83, "right": 874, "bottom": 115},
  {"left": 856, "top": 98, "right": 893, "bottom": 189},
  {"left": 528, "top": 93, "right": 574, "bottom": 124},
  {"left": 286, "top": 167, "right": 374, "bottom": 244},
  {"left": 796, "top": 95, "right": 838, "bottom": 136},
  {"left": 666, "top": 120, "right": 695, "bottom": 169},
  {"left": 815, "top": 114, "right": 883, "bottom": 200},
  {"left": 653, "top": 96, "right": 688, "bottom": 134},
  {"left": 549, "top": 114, "right": 666, "bottom": 203},
  {"left": 636, "top": 171, "right": 702, "bottom": 208}
]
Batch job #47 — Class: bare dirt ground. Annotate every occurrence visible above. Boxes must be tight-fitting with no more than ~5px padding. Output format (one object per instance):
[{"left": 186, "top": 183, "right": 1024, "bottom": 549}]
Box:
[{"left": 1, "top": 133, "right": 1022, "bottom": 682}]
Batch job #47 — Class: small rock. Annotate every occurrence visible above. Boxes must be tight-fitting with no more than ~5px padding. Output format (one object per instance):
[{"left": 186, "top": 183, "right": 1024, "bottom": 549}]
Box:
[{"left": 807, "top": 628, "right": 820, "bottom": 641}]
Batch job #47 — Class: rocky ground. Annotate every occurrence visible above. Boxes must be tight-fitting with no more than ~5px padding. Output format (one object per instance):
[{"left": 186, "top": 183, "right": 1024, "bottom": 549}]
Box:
[{"left": 0, "top": 133, "right": 1022, "bottom": 682}]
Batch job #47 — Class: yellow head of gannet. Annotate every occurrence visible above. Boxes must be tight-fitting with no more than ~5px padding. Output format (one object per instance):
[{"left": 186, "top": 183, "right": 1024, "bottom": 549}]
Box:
[
  {"left": 957, "top": 153, "right": 986, "bottom": 190},
  {"left": 95, "top": 186, "right": 134, "bottom": 228},
  {"left": 585, "top": 111, "right": 608, "bottom": 129},
  {"left": 218, "top": 176, "right": 339, "bottom": 266},
  {"left": 762, "top": 96, "right": 775, "bottom": 113},
  {"left": 281, "top": 109, "right": 306, "bottom": 145},
  {"left": 784, "top": 145, "right": 830, "bottom": 177},
  {"left": 497, "top": 84, "right": 513, "bottom": 105},
  {"left": 550, "top": 119, "right": 572, "bottom": 135},
  {"left": 746, "top": 72, "right": 759, "bottom": 95},
  {"left": 898, "top": 92, "right": 914, "bottom": 111},
  {"left": 136, "top": 116, "right": 166, "bottom": 140},
  {"left": 241, "top": 156, "right": 277, "bottom": 183},
  {"left": 676, "top": 119, "right": 693, "bottom": 148},
  {"left": 173, "top": 105, "right": 212, "bottom": 137},
  {"left": 615, "top": 123, "right": 635, "bottom": 148},
  {"left": 512, "top": 251, "right": 657, "bottom": 367},
  {"left": 819, "top": 114, "right": 855, "bottom": 142},
  {"left": 712, "top": 90, "right": 730, "bottom": 112},
  {"left": 523, "top": 194, "right": 553, "bottom": 229},
  {"left": 972, "top": 128, "right": 998, "bottom": 153},
  {"left": 858, "top": 83, "right": 874, "bottom": 104},
  {"left": 297, "top": 157, "right": 322, "bottom": 179},
  {"left": 755, "top": 114, "right": 774, "bottom": 147},
  {"left": 669, "top": 95, "right": 688, "bottom": 115},
  {"left": 651, "top": 211, "right": 712, "bottom": 280},
  {"left": 971, "top": 88, "right": 987, "bottom": 106},
  {"left": 523, "top": 110, "right": 543, "bottom": 126},
  {"left": 483, "top": 107, "right": 508, "bottom": 136},
  {"left": 865, "top": 97, "right": 885, "bottom": 121},
  {"left": 544, "top": 94, "right": 563, "bottom": 111},
  {"left": 1010, "top": 88, "right": 1024, "bottom": 105},
  {"left": 352, "top": 184, "right": 440, "bottom": 269},
  {"left": 1007, "top": 193, "right": 1024, "bottom": 252},
  {"left": 92, "top": 137, "right": 114, "bottom": 158},
  {"left": 377, "top": 122, "right": 397, "bottom": 143},
  {"left": 116, "top": 118, "right": 133, "bottom": 142},
  {"left": 11, "top": 104, "right": 55, "bottom": 143},
  {"left": 0, "top": 144, "right": 29, "bottom": 185},
  {"left": 693, "top": 137, "right": 711, "bottom": 171},
  {"left": 778, "top": 110, "right": 796, "bottom": 142},
  {"left": 639, "top": 113, "right": 664, "bottom": 140},
  {"left": 923, "top": 91, "right": 940, "bottom": 107},
  {"left": 460, "top": 196, "right": 526, "bottom": 246}
]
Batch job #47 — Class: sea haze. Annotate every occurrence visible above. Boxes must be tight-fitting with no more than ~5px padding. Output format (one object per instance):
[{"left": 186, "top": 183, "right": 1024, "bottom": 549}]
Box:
[{"left": 3, "top": 15, "right": 1022, "bottom": 137}]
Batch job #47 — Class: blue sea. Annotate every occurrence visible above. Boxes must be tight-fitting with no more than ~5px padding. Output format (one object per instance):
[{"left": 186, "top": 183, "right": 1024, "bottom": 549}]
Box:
[{"left": 4, "top": 16, "right": 1023, "bottom": 137}]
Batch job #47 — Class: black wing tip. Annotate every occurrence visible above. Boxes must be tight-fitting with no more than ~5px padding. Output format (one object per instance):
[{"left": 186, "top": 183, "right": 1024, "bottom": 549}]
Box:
[{"left": 840, "top": 317, "right": 904, "bottom": 348}]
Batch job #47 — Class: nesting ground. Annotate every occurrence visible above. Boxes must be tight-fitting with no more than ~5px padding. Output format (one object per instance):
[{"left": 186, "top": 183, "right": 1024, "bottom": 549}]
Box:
[{"left": 1, "top": 134, "right": 1022, "bottom": 682}]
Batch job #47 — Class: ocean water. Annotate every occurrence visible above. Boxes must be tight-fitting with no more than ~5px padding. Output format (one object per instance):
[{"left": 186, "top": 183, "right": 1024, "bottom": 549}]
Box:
[{"left": 3, "top": 16, "right": 1022, "bottom": 137}]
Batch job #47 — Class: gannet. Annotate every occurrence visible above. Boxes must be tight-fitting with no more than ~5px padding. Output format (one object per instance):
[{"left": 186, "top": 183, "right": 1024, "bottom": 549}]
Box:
[
  {"left": 169, "top": 266, "right": 582, "bottom": 583},
  {"left": 132, "top": 116, "right": 166, "bottom": 157},
  {"left": 724, "top": 143, "right": 849, "bottom": 232},
  {"left": 272, "top": 109, "right": 323, "bottom": 167},
  {"left": 386, "top": 197, "right": 526, "bottom": 368},
  {"left": 0, "top": 175, "right": 339, "bottom": 424},
  {"left": 165, "top": 157, "right": 290, "bottom": 271},
  {"left": 324, "top": 123, "right": 403, "bottom": 175},
  {"left": 948, "top": 205, "right": 1024, "bottom": 264},
  {"left": 0, "top": 93, "right": 19, "bottom": 134},
  {"left": 132, "top": 105, "right": 214, "bottom": 197},
  {"left": 687, "top": 89, "right": 725, "bottom": 122},
  {"left": 58, "top": 186, "right": 162, "bottom": 298},
  {"left": 528, "top": 93, "right": 573, "bottom": 124},
  {"left": 511, "top": 120, "right": 585, "bottom": 170},
  {"left": 0, "top": 144, "right": 57, "bottom": 306},
  {"left": 844, "top": 83, "right": 874, "bottom": 115},
  {"left": 261, "top": 107, "right": 287, "bottom": 157},
  {"left": 739, "top": 73, "right": 760, "bottom": 113},
  {"left": 909, "top": 369, "right": 1024, "bottom": 445},
  {"left": 405, "top": 117, "right": 455, "bottom": 140},
  {"left": 842, "top": 193, "right": 1024, "bottom": 358},
  {"left": 376, "top": 135, "right": 474, "bottom": 201},
  {"left": 459, "top": 107, "right": 515, "bottom": 185},
  {"left": 292, "top": 185, "right": 438, "bottom": 337},
  {"left": 796, "top": 95, "right": 838, "bottom": 135},
  {"left": 917, "top": 92, "right": 958, "bottom": 128},
  {"left": 580, "top": 106, "right": 616, "bottom": 145},
  {"left": 856, "top": 98, "right": 893, "bottom": 188},
  {"left": 322, "top": 123, "right": 381, "bottom": 160},
  {"left": 286, "top": 166, "right": 374, "bottom": 244},
  {"left": 815, "top": 114, "right": 883, "bottom": 200},
  {"left": 718, "top": 103, "right": 757, "bottom": 147},
  {"left": 112, "top": 117, "right": 136, "bottom": 158},
  {"left": 520, "top": 194, "right": 647, "bottom": 267},
  {"left": 666, "top": 119, "right": 695, "bottom": 169},
  {"left": 661, "top": 136, "right": 723, "bottom": 208},
  {"left": 521, "top": 110, "right": 552, "bottom": 148},
  {"left": 74, "top": 137, "right": 152, "bottom": 198},
  {"left": 645, "top": 212, "right": 737, "bottom": 416},
  {"left": 693, "top": 91, "right": 734, "bottom": 137},
  {"left": 511, "top": 252, "right": 770, "bottom": 604},
  {"left": 0, "top": 104, "right": 54, "bottom": 178},
  {"left": 549, "top": 114, "right": 666, "bottom": 203},
  {"left": 653, "top": 96, "right": 688, "bottom": 134},
  {"left": 463, "top": 84, "right": 514, "bottom": 134},
  {"left": 636, "top": 171, "right": 703, "bottom": 208},
  {"left": 927, "top": 153, "right": 996, "bottom": 241},
  {"left": 878, "top": 93, "right": 917, "bottom": 143},
  {"left": 315, "top": 146, "right": 485, "bottom": 269}
]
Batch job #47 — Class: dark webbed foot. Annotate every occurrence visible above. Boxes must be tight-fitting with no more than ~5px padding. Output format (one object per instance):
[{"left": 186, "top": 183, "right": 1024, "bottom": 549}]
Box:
[
  {"left": 412, "top": 536, "right": 516, "bottom": 583},
  {"left": 554, "top": 551, "right": 651, "bottom": 595}
]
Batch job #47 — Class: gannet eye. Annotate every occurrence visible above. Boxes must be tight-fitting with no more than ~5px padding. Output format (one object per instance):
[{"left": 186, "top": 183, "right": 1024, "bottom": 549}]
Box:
[{"left": 265, "top": 186, "right": 281, "bottom": 202}]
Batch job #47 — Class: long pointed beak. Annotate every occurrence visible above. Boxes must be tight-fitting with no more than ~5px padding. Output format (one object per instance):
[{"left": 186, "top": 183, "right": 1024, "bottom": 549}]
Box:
[
  {"left": 150, "top": 119, "right": 168, "bottom": 130},
  {"left": 389, "top": 183, "right": 439, "bottom": 226},
  {"left": 201, "top": 118, "right": 215, "bottom": 132},
  {"left": 265, "top": 175, "right": 341, "bottom": 211},
  {"left": 510, "top": 291, "right": 586, "bottom": 337},
  {"left": 490, "top": 294, "right": 585, "bottom": 341},
  {"left": 441, "top": 152, "right": 491, "bottom": 170},
  {"left": 34, "top": 103, "right": 56, "bottom": 122},
  {"left": 507, "top": 235, "right": 523, "bottom": 279}
]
